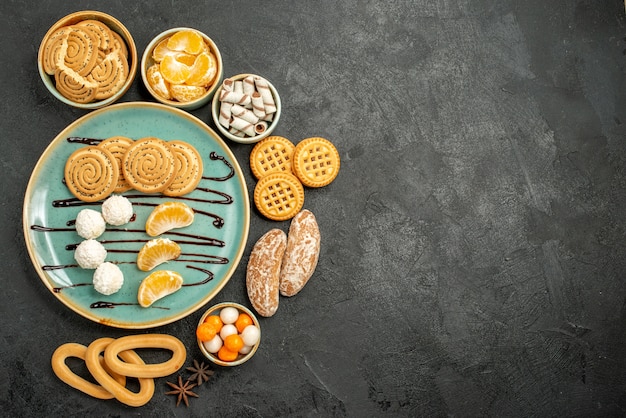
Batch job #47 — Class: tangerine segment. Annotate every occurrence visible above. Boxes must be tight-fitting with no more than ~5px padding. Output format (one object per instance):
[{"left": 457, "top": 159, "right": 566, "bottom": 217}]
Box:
[
  {"left": 160, "top": 55, "right": 192, "bottom": 84},
  {"left": 145, "top": 201, "right": 195, "bottom": 237},
  {"left": 137, "top": 270, "right": 183, "bottom": 308},
  {"left": 170, "top": 84, "right": 207, "bottom": 103},
  {"left": 152, "top": 37, "right": 176, "bottom": 62},
  {"left": 146, "top": 64, "right": 172, "bottom": 100},
  {"left": 136, "top": 238, "right": 182, "bottom": 272},
  {"left": 166, "top": 29, "right": 205, "bottom": 55},
  {"left": 186, "top": 52, "right": 217, "bottom": 87}
]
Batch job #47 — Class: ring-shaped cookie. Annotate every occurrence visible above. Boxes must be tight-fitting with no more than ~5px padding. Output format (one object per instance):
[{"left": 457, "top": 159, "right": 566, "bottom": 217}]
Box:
[
  {"left": 85, "top": 337, "right": 155, "bottom": 407},
  {"left": 51, "top": 342, "right": 126, "bottom": 400},
  {"left": 103, "top": 334, "right": 186, "bottom": 378}
]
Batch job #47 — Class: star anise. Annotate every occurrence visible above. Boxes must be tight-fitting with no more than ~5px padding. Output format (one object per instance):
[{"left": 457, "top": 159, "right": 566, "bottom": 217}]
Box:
[
  {"left": 186, "top": 359, "right": 214, "bottom": 386},
  {"left": 166, "top": 375, "right": 199, "bottom": 407}
]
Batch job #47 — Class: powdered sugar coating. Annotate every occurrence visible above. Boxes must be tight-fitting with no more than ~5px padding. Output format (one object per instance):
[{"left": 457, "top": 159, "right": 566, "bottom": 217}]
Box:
[
  {"left": 279, "top": 210, "right": 320, "bottom": 297},
  {"left": 101, "top": 194, "right": 133, "bottom": 226},
  {"left": 93, "top": 262, "right": 124, "bottom": 295},
  {"left": 246, "top": 229, "right": 286, "bottom": 317},
  {"left": 75, "top": 209, "right": 106, "bottom": 239},
  {"left": 74, "top": 239, "right": 107, "bottom": 269}
]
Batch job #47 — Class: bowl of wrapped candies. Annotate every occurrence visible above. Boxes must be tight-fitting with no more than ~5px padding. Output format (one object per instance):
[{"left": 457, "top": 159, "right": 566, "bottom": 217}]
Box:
[{"left": 196, "top": 302, "right": 261, "bottom": 367}]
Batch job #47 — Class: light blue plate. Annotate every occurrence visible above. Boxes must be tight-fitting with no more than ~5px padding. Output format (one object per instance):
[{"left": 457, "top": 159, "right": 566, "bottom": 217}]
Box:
[{"left": 23, "top": 102, "right": 250, "bottom": 329}]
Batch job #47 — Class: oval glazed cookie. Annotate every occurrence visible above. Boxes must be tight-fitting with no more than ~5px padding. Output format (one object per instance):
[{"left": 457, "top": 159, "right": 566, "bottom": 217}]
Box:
[
  {"left": 279, "top": 209, "right": 321, "bottom": 297},
  {"left": 246, "top": 229, "right": 286, "bottom": 317}
]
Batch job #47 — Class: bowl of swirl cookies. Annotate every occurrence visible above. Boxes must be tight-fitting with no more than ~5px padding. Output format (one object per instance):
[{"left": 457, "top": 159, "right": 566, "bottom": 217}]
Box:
[{"left": 37, "top": 10, "right": 138, "bottom": 109}]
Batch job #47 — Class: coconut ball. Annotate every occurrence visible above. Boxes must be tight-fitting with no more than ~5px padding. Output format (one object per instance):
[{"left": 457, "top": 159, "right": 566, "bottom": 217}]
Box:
[
  {"left": 102, "top": 195, "right": 133, "bottom": 226},
  {"left": 74, "top": 239, "right": 107, "bottom": 269},
  {"left": 75, "top": 209, "right": 106, "bottom": 239},
  {"left": 93, "top": 262, "right": 124, "bottom": 295}
]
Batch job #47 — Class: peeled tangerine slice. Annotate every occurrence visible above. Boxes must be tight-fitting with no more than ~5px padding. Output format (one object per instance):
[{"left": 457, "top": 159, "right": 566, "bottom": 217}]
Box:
[
  {"left": 137, "top": 270, "right": 183, "bottom": 308},
  {"left": 137, "top": 238, "right": 181, "bottom": 272},
  {"left": 186, "top": 52, "right": 217, "bottom": 87},
  {"left": 145, "top": 201, "right": 195, "bottom": 237},
  {"left": 160, "top": 55, "right": 192, "bottom": 85},
  {"left": 166, "top": 29, "right": 205, "bottom": 55},
  {"left": 146, "top": 64, "right": 172, "bottom": 100}
]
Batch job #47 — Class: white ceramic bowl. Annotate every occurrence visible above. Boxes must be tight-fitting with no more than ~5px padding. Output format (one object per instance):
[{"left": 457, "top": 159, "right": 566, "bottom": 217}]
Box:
[
  {"left": 37, "top": 10, "right": 137, "bottom": 110},
  {"left": 197, "top": 302, "right": 261, "bottom": 367},
  {"left": 211, "top": 73, "right": 281, "bottom": 144},
  {"left": 141, "top": 27, "right": 223, "bottom": 110}
]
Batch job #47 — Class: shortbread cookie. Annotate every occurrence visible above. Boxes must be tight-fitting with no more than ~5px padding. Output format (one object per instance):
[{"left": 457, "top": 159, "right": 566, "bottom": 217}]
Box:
[
  {"left": 279, "top": 209, "right": 321, "bottom": 297},
  {"left": 64, "top": 146, "right": 118, "bottom": 202},
  {"left": 98, "top": 136, "right": 133, "bottom": 193},
  {"left": 253, "top": 172, "right": 304, "bottom": 221},
  {"left": 163, "top": 140, "right": 203, "bottom": 197},
  {"left": 122, "top": 137, "right": 176, "bottom": 193},
  {"left": 291, "top": 137, "right": 340, "bottom": 188},
  {"left": 249, "top": 136, "right": 295, "bottom": 180},
  {"left": 246, "top": 229, "right": 286, "bottom": 317}
]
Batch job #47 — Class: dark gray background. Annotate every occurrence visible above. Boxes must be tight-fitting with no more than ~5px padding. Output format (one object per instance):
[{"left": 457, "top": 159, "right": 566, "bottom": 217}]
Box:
[{"left": 2, "top": 0, "right": 625, "bottom": 416}]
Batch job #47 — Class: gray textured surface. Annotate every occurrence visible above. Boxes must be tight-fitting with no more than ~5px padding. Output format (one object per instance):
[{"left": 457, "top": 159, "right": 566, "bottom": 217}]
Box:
[{"left": 2, "top": 0, "right": 626, "bottom": 416}]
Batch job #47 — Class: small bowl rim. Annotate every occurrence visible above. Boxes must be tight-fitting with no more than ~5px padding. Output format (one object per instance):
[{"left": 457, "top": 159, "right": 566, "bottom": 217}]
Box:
[
  {"left": 37, "top": 10, "right": 138, "bottom": 110},
  {"left": 140, "top": 27, "right": 224, "bottom": 111},
  {"left": 211, "top": 73, "right": 282, "bottom": 144},
  {"left": 197, "top": 302, "right": 261, "bottom": 367}
]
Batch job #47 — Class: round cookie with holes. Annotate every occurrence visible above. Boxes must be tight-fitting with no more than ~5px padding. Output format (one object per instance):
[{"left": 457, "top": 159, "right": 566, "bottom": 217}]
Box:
[
  {"left": 253, "top": 172, "right": 304, "bottom": 221},
  {"left": 291, "top": 137, "right": 340, "bottom": 188}
]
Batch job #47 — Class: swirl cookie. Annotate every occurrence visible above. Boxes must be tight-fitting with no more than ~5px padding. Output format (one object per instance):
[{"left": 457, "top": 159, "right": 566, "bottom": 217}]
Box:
[
  {"left": 42, "top": 27, "right": 71, "bottom": 75},
  {"left": 122, "top": 137, "right": 176, "bottom": 193},
  {"left": 163, "top": 140, "right": 203, "bottom": 197},
  {"left": 64, "top": 146, "right": 119, "bottom": 202},
  {"left": 55, "top": 68, "right": 99, "bottom": 104},
  {"left": 98, "top": 136, "right": 133, "bottom": 193},
  {"left": 75, "top": 20, "right": 112, "bottom": 51},
  {"left": 253, "top": 172, "right": 304, "bottom": 221},
  {"left": 292, "top": 137, "right": 340, "bottom": 188},
  {"left": 89, "top": 50, "right": 129, "bottom": 100},
  {"left": 249, "top": 136, "right": 295, "bottom": 180},
  {"left": 63, "top": 27, "right": 99, "bottom": 76}
]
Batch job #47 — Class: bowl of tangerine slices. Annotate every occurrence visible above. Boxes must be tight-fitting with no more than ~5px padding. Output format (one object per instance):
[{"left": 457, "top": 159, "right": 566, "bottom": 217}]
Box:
[{"left": 141, "top": 27, "right": 223, "bottom": 110}]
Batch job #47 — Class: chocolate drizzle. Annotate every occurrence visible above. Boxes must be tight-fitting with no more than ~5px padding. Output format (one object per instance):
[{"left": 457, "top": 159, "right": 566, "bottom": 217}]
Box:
[{"left": 32, "top": 137, "right": 240, "bottom": 312}]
